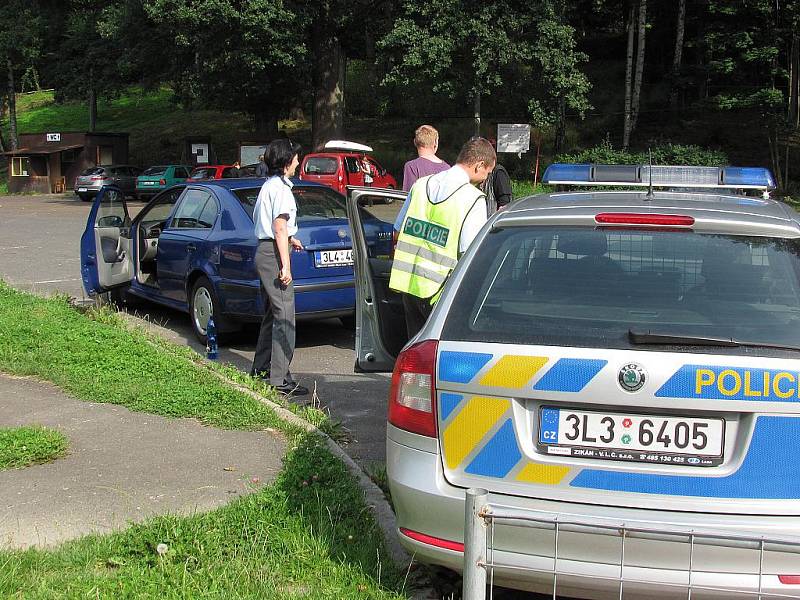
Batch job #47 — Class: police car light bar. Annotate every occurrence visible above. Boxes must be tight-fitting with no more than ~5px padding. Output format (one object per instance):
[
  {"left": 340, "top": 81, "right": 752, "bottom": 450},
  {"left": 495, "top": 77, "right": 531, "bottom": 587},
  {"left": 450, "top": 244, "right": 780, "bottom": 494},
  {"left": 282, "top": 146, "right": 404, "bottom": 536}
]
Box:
[{"left": 542, "top": 164, "right": 776, "bottom": 191}]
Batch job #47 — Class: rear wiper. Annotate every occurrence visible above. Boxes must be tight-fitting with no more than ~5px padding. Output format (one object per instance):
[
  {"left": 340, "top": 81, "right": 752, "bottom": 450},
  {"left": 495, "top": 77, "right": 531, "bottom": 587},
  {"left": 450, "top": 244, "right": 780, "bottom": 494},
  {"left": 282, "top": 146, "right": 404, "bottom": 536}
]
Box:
[{"left": 628, "top": 329, "right": 800, "bottom": 352}]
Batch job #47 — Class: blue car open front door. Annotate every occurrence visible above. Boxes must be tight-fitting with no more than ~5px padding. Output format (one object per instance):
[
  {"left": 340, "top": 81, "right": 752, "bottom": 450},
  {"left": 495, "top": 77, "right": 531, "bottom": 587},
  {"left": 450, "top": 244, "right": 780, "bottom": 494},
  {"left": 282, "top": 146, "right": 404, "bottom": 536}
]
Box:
[{"left": 80, "top": 186, "right": 134, "bottom": 297}]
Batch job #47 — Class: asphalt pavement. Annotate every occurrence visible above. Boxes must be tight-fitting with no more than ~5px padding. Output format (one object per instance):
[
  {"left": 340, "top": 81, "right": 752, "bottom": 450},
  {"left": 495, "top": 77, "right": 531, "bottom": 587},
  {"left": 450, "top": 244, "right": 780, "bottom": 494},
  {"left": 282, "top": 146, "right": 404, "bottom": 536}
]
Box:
[{"left": 0, "top": 192, "right": 394, "bottom": 468}]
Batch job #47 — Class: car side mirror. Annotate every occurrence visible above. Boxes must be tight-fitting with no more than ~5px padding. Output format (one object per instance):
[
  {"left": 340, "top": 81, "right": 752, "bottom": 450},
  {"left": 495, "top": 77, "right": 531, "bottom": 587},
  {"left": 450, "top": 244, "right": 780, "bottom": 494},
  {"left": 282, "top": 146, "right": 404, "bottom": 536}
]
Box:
[{"left": 98, "top": 215, "right": 124, "bottom": 228}]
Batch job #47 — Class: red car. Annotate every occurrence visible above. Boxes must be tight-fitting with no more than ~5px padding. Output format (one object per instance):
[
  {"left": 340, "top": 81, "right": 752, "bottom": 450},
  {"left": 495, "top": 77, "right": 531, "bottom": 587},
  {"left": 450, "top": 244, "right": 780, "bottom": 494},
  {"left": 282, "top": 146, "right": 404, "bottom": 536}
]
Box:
[
  {"left": 299, "top": 141, "right": 397, "bottom": 194},
  {"left": 188, "top": 164, "right": 238, "bottom": 180}
]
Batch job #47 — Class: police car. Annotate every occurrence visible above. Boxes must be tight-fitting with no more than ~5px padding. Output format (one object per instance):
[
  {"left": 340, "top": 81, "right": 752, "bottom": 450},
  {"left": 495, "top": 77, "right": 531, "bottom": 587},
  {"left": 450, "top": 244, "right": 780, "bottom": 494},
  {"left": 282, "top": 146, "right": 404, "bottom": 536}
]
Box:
[{"left": 346, "top": 166, "right": 800, "bottom": 598}]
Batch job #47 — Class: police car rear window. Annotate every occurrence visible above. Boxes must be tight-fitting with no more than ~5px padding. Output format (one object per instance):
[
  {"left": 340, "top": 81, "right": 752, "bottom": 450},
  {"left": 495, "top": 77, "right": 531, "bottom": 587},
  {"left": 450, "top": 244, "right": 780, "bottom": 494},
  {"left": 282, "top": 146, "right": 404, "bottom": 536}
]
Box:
[
  {"left": 233, "top": 186, "right": 347, "bottom": 221},
  {"left": 442, "top": 227, "right": 800, "bottom": 353}
]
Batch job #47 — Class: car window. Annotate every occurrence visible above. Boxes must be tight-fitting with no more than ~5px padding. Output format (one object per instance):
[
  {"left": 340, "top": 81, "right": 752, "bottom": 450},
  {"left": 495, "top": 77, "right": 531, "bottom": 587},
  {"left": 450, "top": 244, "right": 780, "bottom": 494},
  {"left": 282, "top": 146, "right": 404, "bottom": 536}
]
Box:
[
  {"left": 143, "top": 166, "right": 167, "bottom": 176},
  {"left": 304, "top": 157, "right": 338, "bottom": 175},
  {"left": 233, "top": 185, "right": 348, "bottom": 221},
  {"left": 175, "top": 167, "right": 190, "bottom": 178},
  {"left": 171, "top": 189, "right": 218, "bottom": 229},
  {"left": 81, "top": 167, "right": 104, "bottom": 176},
  {"left": 222, "top": 167, "right": 237, "bottom": 178},
  {"left": 189, "top": 169, "right": 210, "bottom": 180},
  {"left": 442, "top": 227, "right": 800, "bottom": 353},
  {"left": 344, "top": 157, "right": 360, "bottom": 174},
  {"left": 139, "top": 187, "right": 185, "bottom": 229}
]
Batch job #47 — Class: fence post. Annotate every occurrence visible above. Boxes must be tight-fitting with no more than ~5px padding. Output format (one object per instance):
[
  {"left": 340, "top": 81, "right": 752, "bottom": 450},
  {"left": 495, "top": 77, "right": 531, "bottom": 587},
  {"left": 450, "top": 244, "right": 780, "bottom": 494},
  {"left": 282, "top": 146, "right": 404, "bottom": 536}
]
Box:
[{"left": 463, "top": 488, "right": 489, "bottom": 600}]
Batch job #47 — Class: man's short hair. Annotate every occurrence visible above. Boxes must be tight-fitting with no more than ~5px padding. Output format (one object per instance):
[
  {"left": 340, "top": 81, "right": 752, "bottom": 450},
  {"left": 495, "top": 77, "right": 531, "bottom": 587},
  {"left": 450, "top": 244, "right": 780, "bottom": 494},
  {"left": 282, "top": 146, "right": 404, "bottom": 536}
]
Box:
[
  {"left": 414, "top": 125, "right": 439, "bottom": 149},
  {"left": 456, "top": 137, "right": 496, "bottom": 167}
]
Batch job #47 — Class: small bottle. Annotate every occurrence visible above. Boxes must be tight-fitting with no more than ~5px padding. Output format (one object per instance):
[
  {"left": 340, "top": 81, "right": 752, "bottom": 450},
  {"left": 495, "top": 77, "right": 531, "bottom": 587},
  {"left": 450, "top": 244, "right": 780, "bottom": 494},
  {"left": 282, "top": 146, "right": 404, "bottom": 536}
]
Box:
[{"left": 206, "top": 317, "right": 218, "bottom": 360}]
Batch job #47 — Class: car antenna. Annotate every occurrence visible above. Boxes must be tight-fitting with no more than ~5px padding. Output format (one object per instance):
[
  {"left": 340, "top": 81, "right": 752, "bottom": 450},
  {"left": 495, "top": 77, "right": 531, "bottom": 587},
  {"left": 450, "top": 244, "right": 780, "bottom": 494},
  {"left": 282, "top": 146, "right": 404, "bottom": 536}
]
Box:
[{"left": 645, "top": 148, "right": 654, "bottom": 200}]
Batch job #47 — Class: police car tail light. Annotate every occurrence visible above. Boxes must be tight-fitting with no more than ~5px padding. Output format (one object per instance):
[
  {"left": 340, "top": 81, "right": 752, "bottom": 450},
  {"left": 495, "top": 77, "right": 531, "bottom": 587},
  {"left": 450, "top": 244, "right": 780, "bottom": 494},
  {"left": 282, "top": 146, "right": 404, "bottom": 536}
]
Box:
[
  {"left": 595, "top": 213, "right": 695, "bottom": 227},
  {"left": 389, "top": 340, "right": 438, "bottom": 437}
]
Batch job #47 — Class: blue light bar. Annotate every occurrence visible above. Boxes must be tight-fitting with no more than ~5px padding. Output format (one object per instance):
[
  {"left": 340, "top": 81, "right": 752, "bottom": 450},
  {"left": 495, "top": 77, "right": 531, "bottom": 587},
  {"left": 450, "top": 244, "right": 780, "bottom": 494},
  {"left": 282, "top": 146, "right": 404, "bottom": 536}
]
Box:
[
  {"left": 721, "top": 167, "right": 776, "bottom": 189},
  {"left": 542, "top": 163, "right": 592, "bottom": 183},
  {"left": 542, "top": 163, "right": 776, "bottom": 191}
]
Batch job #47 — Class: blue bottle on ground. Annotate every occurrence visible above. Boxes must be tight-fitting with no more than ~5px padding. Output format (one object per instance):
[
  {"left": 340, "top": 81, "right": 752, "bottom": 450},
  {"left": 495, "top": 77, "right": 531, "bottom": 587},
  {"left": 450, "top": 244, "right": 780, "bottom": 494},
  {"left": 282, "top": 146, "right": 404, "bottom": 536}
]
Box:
[{"left": 206, "top": 317, "right": 218, "bottom": 360}]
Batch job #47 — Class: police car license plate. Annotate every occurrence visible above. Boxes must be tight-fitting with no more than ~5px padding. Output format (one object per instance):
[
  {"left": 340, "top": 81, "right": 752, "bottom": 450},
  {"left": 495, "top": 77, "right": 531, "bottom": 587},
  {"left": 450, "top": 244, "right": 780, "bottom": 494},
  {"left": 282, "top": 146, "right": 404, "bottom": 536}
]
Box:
[
  {"left": 314, "top": 249, "right": 353, "bottom": 267},
  {"left": 538, "top": 407, "right": 725, "bottom": 466}
]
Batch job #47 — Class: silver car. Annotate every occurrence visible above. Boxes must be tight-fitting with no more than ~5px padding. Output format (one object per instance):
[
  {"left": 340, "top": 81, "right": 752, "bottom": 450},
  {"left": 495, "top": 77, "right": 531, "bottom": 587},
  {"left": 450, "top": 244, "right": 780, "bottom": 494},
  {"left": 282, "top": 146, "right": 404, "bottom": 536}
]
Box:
[
  {"left": 346, "top": 166, "right": 800, "bottom": 599},
  {"left": 75, "top": 165, "right": 142, "bottom": 201}
]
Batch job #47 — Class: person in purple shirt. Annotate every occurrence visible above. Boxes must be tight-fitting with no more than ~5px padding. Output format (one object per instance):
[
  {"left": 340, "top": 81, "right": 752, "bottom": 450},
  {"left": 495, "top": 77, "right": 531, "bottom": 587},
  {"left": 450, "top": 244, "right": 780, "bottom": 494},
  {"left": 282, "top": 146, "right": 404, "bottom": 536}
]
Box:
[{"left": 394, "top": 125, "right": 451, "bottom": 231}]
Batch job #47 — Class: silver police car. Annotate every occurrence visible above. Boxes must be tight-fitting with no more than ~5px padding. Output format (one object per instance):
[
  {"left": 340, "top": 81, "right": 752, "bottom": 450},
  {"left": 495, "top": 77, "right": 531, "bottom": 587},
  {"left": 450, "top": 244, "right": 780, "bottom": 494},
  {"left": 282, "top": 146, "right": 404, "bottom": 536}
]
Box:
[{"left": 346, "top": 165, "right": 800, "bottom": 599}]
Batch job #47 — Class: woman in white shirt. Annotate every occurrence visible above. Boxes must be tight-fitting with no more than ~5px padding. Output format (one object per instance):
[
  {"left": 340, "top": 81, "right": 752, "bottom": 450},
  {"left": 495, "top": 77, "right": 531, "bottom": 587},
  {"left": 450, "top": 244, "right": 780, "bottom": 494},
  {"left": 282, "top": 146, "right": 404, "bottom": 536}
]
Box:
[{"left": 250, "top": 139, "right": 309, "bottom": 397}]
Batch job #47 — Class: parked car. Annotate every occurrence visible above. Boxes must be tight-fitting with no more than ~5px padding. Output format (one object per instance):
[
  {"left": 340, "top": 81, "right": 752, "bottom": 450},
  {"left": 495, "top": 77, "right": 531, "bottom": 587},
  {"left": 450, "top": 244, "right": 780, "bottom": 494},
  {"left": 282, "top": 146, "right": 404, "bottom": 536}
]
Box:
[
  {"left": 345, "top": 166, "right": 800, "bottom": 598},
  {"left": 74, "top": 165, "right": 142, "bottom": 201},
  {"left": 80, "top": 179, "right": 394, "bottom": 342},
  {"left": 136, "top": 165, "right": 191, "bottom": 200},
  {"left": 299, "top": 140, "right": 397, "bottom": 196},
  {"left": 188, "top": 165, "right": 237, "bottom": 180}
]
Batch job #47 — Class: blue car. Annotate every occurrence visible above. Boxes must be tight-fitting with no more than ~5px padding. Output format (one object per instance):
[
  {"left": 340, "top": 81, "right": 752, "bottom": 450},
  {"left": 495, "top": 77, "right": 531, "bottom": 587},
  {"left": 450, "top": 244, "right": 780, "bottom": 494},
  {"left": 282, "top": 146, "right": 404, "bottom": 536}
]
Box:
[{"left": 80, "top": 179, "right": 394, "bottom": 341}]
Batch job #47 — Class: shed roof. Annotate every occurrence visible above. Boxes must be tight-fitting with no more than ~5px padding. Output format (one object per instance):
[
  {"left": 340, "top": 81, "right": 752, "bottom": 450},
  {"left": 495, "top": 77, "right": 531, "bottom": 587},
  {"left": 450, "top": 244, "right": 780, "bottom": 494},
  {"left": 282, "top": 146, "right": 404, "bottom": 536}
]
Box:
[{"left": 2, "top": 143, "right": 84, "bottom": 156}]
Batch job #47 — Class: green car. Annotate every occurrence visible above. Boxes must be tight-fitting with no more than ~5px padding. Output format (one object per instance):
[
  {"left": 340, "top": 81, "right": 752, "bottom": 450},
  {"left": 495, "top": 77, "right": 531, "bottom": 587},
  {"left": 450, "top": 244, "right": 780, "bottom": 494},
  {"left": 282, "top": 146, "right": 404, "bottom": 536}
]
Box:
[{"left": 135, "top": 165, "right": 191, "bottom": 199}]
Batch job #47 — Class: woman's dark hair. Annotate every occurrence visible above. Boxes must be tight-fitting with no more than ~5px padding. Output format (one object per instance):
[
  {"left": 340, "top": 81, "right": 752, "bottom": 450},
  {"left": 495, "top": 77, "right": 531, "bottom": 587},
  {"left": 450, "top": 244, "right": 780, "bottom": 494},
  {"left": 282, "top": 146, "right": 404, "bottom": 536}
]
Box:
[{"left": 265, "top": 138, "right": 301, "bottom": 176}]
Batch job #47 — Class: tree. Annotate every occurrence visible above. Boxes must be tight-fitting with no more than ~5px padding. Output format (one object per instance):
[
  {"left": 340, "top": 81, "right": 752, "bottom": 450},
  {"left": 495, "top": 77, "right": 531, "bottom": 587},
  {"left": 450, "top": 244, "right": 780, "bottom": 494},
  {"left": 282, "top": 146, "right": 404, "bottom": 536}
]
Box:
[
  {"left": 527, "top": 7, "right": 591, "bottom": 154},
  {"left": 0, "top": 0, "right": 44, "bottom": 148},
  {"left": 380, "top": 0, "right": 536, "bottom": 136},
  {"left": 142, "top": 0, "right": 308, "bottom": 138},
  {"left": 669, "top": 0, "right": 686, "bottom": 110}
]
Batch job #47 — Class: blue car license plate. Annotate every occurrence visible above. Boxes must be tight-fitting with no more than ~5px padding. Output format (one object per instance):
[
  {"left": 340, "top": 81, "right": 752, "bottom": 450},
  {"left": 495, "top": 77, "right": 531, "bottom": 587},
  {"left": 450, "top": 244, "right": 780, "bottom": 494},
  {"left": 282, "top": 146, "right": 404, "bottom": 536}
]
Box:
[
  {"left": 537, "top": 407, "right": 724, "bottom": 466},
  {"left": 314, "top": 249, "right": 353, "bottom": 267}
]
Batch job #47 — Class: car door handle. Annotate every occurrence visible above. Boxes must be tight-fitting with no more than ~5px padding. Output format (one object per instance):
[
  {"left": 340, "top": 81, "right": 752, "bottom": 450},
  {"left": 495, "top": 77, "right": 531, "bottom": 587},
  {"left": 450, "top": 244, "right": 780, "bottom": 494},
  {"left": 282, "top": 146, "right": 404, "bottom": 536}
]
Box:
[{"left": 186, "top": 243, "right": 197, "bottom": 252}]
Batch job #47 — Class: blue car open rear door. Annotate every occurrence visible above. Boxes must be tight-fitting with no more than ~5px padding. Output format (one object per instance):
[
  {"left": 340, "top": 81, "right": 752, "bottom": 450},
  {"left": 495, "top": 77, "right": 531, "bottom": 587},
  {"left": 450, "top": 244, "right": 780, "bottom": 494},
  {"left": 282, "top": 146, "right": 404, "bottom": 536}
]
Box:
[{"left": 80, "top": 186, "right": 133, "bottom": 296}]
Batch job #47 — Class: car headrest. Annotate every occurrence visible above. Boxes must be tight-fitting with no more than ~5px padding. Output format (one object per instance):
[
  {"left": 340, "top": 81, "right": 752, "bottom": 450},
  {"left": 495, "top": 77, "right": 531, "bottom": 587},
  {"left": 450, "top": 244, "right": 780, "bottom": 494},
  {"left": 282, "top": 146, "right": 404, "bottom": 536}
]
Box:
[{"left": 556, "top": 231, "right": 608, "bottom": 257}]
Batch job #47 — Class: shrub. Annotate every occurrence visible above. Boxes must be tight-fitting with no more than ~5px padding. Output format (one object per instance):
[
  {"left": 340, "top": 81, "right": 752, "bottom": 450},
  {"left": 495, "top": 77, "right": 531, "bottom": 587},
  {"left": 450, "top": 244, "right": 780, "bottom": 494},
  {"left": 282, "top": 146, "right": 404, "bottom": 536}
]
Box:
[{"left": 557, "top": 137, "right": 728, "bottom": 167}]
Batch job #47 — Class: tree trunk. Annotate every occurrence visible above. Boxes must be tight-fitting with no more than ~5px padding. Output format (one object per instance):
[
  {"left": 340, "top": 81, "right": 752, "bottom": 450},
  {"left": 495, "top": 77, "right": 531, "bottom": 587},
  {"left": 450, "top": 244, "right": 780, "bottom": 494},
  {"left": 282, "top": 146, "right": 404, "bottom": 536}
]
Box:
[
  {"left": 364, "top": 26, "right": 376, "bottom": 114},
  {"left": 789, "top": 32, "right": 799, "bottom": 128},
  {"left": 622, "top": 2, "right": 636, "bottom": 150},
  {"left": 473, "top": 92, "right": 481, "bottom": 137},
  {"left": 254, "top": 109, "right": 279, "bottom": 139},
  {"left": 311, "top": 22, "right": 344, "bottom": 151},
  {"left": 669, "top": 0, "right": 686, "bottom": 111},
  {"left": 0, "top": 128, "right": 6, "bottom": 154},
  {"left": 554, "top": 96, "right": 567, "bottom": 155},
  {"left": 7, "top": 59, "right": 18, "bottom": 150},
  {"left": 630, "top": 0, "right": 647, "bottom": 138},
  {"left": 88, "top": 85, "right": 97, "bottom": 132}
]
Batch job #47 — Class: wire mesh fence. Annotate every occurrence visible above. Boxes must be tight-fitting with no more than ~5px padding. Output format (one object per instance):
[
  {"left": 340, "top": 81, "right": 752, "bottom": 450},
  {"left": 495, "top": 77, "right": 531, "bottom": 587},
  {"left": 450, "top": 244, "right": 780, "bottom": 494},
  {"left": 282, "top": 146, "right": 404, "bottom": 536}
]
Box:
[{"left": 463, "top": 488, "right": 800, "bottom": 600}]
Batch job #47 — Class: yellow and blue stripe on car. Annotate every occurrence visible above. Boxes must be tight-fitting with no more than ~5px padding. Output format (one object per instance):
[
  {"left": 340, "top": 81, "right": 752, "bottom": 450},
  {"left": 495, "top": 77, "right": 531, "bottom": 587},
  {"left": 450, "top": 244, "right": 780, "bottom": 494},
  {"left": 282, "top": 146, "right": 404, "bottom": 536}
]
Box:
[{"left": 437, "top": 349, "right": 800, "bottom": 499}]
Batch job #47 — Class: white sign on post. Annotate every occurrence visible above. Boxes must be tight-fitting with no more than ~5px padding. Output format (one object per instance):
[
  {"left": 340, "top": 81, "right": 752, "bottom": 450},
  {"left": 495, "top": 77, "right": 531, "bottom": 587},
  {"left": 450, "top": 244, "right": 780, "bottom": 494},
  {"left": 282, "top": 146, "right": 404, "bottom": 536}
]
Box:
[
  {"left": 191, "top": 143, "right": 209, "bottom": 164},
  {"left": 46, "top": 133, "right": 61, "bottom": 142},
  {"left": 496, "top": 124, "right": 530, "bottom": 154}
]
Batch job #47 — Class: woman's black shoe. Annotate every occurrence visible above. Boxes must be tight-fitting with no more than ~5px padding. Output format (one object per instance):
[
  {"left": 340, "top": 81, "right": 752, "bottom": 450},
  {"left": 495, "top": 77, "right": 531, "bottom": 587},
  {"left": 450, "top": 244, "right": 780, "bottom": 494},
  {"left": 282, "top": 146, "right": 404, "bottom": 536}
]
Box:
[{"left": 275, "top": 382, "right": 309, "bottom": 396}]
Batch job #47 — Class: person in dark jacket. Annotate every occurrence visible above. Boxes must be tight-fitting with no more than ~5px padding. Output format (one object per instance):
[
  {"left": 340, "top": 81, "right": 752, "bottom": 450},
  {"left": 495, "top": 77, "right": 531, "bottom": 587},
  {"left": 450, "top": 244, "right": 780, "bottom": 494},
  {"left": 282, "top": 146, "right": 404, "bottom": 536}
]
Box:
[
  {"left": 255, "top": 154, "right": 268, "bottom": 177},
  {"left": 481, "top": 163, "right": 513, "bottom": 215}
]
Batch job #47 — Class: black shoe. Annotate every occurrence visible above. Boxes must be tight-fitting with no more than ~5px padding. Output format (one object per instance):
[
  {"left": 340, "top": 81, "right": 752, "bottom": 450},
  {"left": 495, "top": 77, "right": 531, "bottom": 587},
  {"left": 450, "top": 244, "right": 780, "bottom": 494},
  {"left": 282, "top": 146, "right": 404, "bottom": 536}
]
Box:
[{"left": 274, "top": 382, "right": 309, "bottom": 396}]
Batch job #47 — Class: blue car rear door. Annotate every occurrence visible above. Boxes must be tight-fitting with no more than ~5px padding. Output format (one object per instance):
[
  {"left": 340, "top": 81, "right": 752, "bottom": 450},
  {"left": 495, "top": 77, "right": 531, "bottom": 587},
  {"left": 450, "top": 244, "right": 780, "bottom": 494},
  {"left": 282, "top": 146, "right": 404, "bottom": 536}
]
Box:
[
  {"left": 80, "top": 186, "right": 133, "bottom": 296},
  {"left": 156, "top": 187, "right": 220, "bottom": 303}
]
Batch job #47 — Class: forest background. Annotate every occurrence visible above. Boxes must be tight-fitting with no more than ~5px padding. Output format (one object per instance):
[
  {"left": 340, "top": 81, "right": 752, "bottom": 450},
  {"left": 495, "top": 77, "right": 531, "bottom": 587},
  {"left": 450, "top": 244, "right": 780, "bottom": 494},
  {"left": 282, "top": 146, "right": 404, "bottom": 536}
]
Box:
[{"left": 2, "top": 0, "right": 799, "bottom": 192}]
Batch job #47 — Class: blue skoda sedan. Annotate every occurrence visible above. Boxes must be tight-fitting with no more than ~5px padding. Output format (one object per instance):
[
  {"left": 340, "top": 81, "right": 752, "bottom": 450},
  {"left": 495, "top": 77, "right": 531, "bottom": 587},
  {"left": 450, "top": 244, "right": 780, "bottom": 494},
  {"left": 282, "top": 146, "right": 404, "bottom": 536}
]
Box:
[{"left": 80, "top": 179, "right": 393, "bottom": 341}]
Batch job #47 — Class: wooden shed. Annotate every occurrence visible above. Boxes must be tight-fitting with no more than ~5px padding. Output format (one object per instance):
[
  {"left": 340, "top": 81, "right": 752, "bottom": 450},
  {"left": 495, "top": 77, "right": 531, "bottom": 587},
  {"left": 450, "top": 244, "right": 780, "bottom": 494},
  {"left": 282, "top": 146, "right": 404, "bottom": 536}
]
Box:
[{"left": 4, "top": 132, "right": 129, "bottom": 194}]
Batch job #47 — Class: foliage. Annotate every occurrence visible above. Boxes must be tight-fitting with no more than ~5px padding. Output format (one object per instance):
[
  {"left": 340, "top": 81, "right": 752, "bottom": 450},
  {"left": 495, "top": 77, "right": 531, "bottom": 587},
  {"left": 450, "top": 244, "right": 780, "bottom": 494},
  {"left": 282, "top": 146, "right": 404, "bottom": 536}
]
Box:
[
  {"left": 0, "top": 426, "right": 68, "bottom": 470},
  {"left": 557, "top": 137, "right": 728, "bottom": 167}
]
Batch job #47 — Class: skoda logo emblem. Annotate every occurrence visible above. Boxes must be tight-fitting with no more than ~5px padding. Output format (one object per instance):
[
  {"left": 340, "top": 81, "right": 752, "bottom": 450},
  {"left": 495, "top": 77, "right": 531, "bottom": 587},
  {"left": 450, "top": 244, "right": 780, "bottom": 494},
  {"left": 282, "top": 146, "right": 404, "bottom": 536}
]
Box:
[
  {"left": 618, "top": 363, "right": 646, "bottom": 392},
  {"left": 338, "top": 229, "right": 347, "bottom": 239}
]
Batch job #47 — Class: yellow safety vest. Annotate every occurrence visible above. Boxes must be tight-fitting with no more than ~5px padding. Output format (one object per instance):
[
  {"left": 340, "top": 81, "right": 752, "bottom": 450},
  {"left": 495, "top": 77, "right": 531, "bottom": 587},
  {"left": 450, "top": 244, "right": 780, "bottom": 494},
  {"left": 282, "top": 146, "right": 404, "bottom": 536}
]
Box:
[{"left": 389, "top": 175, "right": 485, "bottom": 304}]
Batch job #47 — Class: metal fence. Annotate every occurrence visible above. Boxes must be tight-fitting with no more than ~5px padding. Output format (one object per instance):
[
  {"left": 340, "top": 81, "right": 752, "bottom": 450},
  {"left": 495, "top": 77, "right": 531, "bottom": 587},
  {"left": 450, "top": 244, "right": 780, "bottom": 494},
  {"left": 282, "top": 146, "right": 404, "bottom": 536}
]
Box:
[{"left": 463, "top": 488, "right": 800, "bottom": 600}]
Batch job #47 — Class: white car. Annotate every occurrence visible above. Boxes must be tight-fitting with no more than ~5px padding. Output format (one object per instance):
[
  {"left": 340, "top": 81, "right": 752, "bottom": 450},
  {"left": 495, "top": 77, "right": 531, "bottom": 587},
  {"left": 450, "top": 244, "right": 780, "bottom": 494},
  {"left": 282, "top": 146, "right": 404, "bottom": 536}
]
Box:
[{"left": 346, "top": 165, "right": 800, "bottom": 598}]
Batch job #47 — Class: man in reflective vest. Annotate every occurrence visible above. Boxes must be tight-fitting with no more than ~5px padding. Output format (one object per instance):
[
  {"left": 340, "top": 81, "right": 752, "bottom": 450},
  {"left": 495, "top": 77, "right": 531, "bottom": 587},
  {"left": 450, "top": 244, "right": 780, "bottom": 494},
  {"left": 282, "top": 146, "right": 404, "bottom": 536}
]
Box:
[{"left": 390, "top": 137, "right": 496, "bottom": 337}]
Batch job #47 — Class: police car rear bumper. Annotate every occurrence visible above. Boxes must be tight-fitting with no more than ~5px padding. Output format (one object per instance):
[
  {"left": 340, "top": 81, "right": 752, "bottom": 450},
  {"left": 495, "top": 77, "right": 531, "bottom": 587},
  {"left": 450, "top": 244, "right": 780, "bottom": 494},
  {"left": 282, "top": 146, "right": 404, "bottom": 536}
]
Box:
[{"left": 387, "top": 423, "right": 800, "bottom": 598}]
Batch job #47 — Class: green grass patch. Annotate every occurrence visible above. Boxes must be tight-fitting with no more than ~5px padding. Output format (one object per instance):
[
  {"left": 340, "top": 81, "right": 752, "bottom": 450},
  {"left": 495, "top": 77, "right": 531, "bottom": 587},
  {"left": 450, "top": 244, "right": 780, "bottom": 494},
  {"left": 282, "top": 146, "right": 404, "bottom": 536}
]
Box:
[
  {"left": 0, "top": 282, "right": 407, "bottom": 597},
  {"left": 0, "top": 436, "right": 406, "bottom": 599},
  {"left": 0, "top": 283, "right": 282, "bottom": 431},
  {"left": 511, "top": 180, "right": 552, "bottom": 198},
  {"left": 0, "top": 426, "right": 68, "bottom": 470}
]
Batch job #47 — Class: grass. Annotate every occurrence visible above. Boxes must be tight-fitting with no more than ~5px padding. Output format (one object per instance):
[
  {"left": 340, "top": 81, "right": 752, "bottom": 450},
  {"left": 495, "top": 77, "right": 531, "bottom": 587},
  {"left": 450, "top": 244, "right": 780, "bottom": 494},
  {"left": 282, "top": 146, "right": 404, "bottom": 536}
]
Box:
[
  {"left": 0, "top": 282, "right": 408, "bottom": 598},
  {"left": 0, "top": 426, "right": 68, "bottom": 470}
]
